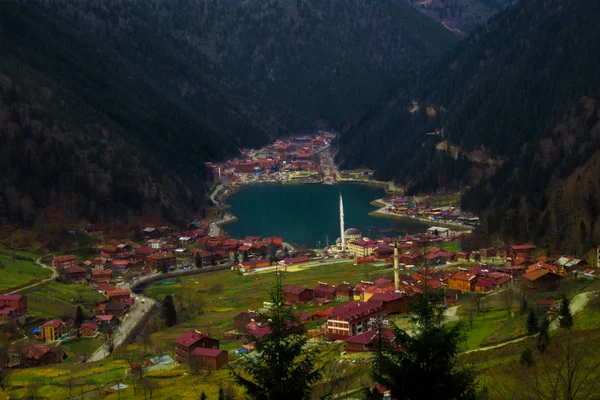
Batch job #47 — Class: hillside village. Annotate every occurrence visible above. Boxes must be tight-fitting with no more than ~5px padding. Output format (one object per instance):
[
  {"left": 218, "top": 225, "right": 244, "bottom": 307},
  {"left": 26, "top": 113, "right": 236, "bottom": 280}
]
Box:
[{"left": 3, "top": 210, "right": 600, "bottom": 387}]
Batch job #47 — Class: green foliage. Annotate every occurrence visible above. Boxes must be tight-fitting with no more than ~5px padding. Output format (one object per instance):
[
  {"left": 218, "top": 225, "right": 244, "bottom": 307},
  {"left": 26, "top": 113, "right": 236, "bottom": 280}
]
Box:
[
  {"left": 162, "top": 295, "right": 177, "bottom": 327},
  {"left": 372, "top": 288, "right": 476, "bottom": 399},
  {"left": 519, "top": 348, "right": 535, "bottom": 366},
  {"left": 526, "top": 308, "right": 539, "bottom": 336},
  {"left": 338, "top": 0, "right": 600, "bottom": 252},
  {"left": 559, "top": 294, "right": 573, "bottom": 329},
  {"left": 75, "top": 306, "right": 85, "bottom": 326},
  {"left": 519, "top": 297, "right": 528, "bottom": 316},
  {"left": 231, "top": 272, "right": 322, "bottom": 399},
  {"left": 537, "top": 317, "right": 550, "bottom": 353}
]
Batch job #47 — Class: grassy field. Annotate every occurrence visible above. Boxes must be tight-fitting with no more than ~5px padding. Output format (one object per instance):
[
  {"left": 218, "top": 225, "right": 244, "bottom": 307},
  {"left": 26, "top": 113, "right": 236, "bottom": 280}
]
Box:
[
  {"left": 22, "top": 281, "right": 106, "bottom": 319},
  {"left": 142, "top": 262, "right": 389, "bottom": 351},
  {"left": 448, "top": 309, "right": 526, "bottom": 350},
  {"left": 0, "top": 252, "right": 51, "bottom": 292}
]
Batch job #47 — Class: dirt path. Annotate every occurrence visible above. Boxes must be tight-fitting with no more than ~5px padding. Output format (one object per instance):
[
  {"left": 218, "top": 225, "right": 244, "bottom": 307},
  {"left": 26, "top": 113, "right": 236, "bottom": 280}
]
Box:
[
  {"left": 462, "top": 291, "right": 594, "bottom": 355},
  {"left": 8, "top": 257, "right": 57, "bottom": 294}
]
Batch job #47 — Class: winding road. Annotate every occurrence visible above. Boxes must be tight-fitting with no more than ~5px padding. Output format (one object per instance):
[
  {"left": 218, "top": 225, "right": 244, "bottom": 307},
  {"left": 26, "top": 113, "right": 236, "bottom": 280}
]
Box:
[{"left": 8, "top": 257, "right": 57, "bottom": 294}]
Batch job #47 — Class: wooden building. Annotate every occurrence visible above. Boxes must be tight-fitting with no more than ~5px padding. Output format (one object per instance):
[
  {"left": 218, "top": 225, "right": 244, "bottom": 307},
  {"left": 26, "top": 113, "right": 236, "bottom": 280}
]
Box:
[
  {"left": 174, "top": 331, "right": 220, "bottom": 364},
  {"left": 326, "top": 302, "right": 383, "bottom": 338},
  {"left": 283, "top": 286, "right": 314, "bottom": 305},
  {"left": 189, "top": 348, "right": 229, "bottom": 371}
]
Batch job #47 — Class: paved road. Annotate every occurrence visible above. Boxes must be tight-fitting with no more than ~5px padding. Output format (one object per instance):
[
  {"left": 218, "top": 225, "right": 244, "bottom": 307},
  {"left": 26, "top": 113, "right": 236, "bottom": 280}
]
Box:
[
  {"left": 8, "top": 257, "right": 57, "bottom": 294},
  {"left": 87, "top": 292, "right": 157, "bottom": 362},
  {"left": 210, "top": 184, "right": 223, "bottom": 206}
]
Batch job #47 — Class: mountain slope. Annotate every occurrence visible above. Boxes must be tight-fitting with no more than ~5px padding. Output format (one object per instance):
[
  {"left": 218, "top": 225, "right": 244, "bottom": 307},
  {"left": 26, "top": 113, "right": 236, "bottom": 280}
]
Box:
[
  {"left": 144, "top": 0, "right": 458, "bottom": 126},
  {"left": 0, "top": 0, "right": 456, "bottom": 232},
  {"left": 404, "top": 0, "right": 512, "bottom": 35},
  {"left": 337, "top": 0, "right": 600, "bottom": 253},
  {"left": 0, "top": 1, "right": 301, "bottom": 229}
]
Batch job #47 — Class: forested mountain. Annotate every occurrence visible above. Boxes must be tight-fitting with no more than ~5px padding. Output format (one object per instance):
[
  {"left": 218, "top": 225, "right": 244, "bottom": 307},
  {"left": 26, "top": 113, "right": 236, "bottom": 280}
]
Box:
[
  {"left": 0, "top": 0, "right": 455, "bottom": 232},
  {"left": 404, "top": 0, "right": 511, "bottom": 35},
  {"left": 337, "top": 0, "right": 600, "bottom": 254},
  {"left": 143, "top": 0, "right": 458, "bottom": 127}
]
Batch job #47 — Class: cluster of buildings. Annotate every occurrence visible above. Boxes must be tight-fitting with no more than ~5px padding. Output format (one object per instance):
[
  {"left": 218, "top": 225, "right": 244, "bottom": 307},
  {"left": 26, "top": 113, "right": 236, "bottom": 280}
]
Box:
[
  {"left": 173, "top": 331, "right": 228, "bottom": 371},
  {"left": 207, "top": 132, "right": 333, "bottom": 188},
  {"left": 375, "top": 194, "right": 479, "bottom": 227}
]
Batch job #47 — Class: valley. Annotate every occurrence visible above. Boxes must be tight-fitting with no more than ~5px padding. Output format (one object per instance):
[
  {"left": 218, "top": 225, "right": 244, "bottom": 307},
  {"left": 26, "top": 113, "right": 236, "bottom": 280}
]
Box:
[{"left": 1, "top": 0, "right": 600, "bottom": 398}]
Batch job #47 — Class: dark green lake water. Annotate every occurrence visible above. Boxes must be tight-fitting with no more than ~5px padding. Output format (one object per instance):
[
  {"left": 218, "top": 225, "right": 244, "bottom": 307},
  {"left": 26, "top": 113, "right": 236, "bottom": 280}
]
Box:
[{"left": 225, "top": 183, "right": 429, "bottom": 247}]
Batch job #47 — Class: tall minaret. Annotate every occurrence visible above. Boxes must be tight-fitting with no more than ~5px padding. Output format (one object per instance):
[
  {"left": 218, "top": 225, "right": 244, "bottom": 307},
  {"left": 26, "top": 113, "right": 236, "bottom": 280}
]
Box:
[
  {"left": 394, "top": 240, "right": 399, "bottom": 290},
  {"left": 339, "top": 193, "right": 345, "bottom": 252}
]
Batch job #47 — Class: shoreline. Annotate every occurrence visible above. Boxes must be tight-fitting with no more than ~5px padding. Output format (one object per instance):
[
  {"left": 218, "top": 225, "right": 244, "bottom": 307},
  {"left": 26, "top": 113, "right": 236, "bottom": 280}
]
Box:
[{"left": 368, "top": 210, "right": 472, "bottom": 232}]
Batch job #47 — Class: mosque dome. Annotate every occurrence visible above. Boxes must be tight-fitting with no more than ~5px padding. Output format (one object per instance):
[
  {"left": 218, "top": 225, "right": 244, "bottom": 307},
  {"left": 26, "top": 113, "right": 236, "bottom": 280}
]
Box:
[{"left": 344, "top": 228, "right": 361, "bottom": 236}]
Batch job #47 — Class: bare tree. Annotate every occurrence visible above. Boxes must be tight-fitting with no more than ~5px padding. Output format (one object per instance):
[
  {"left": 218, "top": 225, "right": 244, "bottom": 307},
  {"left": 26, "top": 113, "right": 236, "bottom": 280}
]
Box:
[{"left": 516, "top": 330, "right": 600, "bottom": 400}]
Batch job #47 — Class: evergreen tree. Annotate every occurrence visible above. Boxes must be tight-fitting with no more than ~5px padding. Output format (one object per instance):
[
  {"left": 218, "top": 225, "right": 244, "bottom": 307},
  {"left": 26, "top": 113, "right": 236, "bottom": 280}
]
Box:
[
  {"left": 519, "top": 297, "right": 528, "bottom": 315},
  {"left": 526, "top": 308, "right": 539, "bottom": 335},
  {"left": 231, "top": 271, "right": 322, "bottom": 399},
  {"left": 218, "top": 387, "right": 225, "bottom": 400},
  {"left": 536, "top": 316, "right": 550, "bottom": 353},
  {"left": 200, "top": 392, "right": 207, "bottom": 400},
  {"left": 75, "top": 305, "right": 85, "bottom": 326},
  {"left": 163, "top": 295, "right": 177, "bottom": 327},
  {"left": 372, "top": 288, "right": 476, "bottom": 399},
  {"left": 559, "top": 294, "right": 573, "bottom": 329}
]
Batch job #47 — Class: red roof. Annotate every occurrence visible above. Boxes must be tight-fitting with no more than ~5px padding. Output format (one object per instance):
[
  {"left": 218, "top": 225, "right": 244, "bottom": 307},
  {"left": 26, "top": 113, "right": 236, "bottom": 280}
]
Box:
[
  {"left": 522, "top": 269, "right": 556, "bottom": 281},
  {"left": 345, "top": 328, "right": 394, "bottom": 345},
  {"left": 80, "top": 322, "right": 98, "bottom": 330},
  {"left": 238, "top": 245, "right": 251, "bottom": 251},
  {"left": 0, "top": 308, "right": 16, "bottom": 315},
  {"left": 174, "top": 331, "right": 209, "bottom": 348},
  {"left": 329, "top": 302, "right": 382, "bottom": 320},
  {"left": 65, "top": 266, "right": 86, "bottom": 274},
  {"left": 42, "top": 319, "right": 62, "bottom": 328},
  {"left": 511, "top": 244, "right": 536, "bottom": 251},
  {"left": 106, "top": 289, "right": 130, "bottom": 298},
  {"left": 53, "top": 255, "right": 77, "bottom": 262},
  {"left": 96, "top": 315, "right": 115, "bottom": 322},
  {"left": 368, "top": 291, "right": 404, "bottom": 303},
  {"left": 283, "top": 256, "right": 310, "bottom": 265},
  {"left": 0, "top": 295, "right": 24, "bottom": 301},
  {"left": 475, "top": 279, "right": 494, "bottom": 288},
  {"left": 284, "top": 285, "right": 312, "bottom": 295},
  {"left": 136, "top": 247, "right": 157, "bottom": 255},
  {"left": 190, "top": 347, "right": 224, "bottom": 358},
  {"left": 314, "top": 283, "right": 336, "bottom": 294}
]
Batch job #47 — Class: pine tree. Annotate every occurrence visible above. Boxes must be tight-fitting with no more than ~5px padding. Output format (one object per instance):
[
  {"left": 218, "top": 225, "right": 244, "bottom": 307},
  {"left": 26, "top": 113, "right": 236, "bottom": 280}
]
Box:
[
  {"left": 519, "top": 297, "right": 528, "bottom": 315},
  {"left": 372, "top": 288, "right": 476, "bottom": 399},
  {"left": 559, "top": 294, "right": 573, "bottom": 329},
  {"left": 163, "top": 295, "right": 177, "bottom": 327},
  {"left": 526, "top": 308, "right": 539, "bottom": 335},
  {"left": 231, "top": 271, "right": 322, "bottom": 399},
  {"left": 536, "top": 317, "right": 550, "bottom": 353},
  {"left": 218, "top": 386, "right": 225, "bottom": 400},
  {"left": 75, "top": 305, "right": 85, "bottom": 326},
  {"left": 200, "top": 392, "right": 207, "bottom": 400}
]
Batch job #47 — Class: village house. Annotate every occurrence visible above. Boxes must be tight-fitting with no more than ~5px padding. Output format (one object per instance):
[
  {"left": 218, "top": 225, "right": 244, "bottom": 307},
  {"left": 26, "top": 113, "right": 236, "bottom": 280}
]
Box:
[
  {"left": 63, "top": 266, "right": 87, "bottom": 284},
  {"left": 344, "top": 328, "right": 395, "bottom": 352},
  {"left": 510, "top": 244, "right": 537, "bottom": 261},
  {"left": 283, "top": 286, "right": 314, "bottom": 305},
  {"left": 95, "top": 314, "right": 117, "bottom": 328},
  {"left": 8, "top": 344, "right": 62, "bottom": 368},
  {"left": 520, "top": 269, "right": 564, "bottom": 294},
  {"left": 313, "top": 283, "right": 336, "bottom": 300},
  {"left": 367, "top": 291, "right": 407, "bottom": 315},
  {"left": 174, "top": 331, "right": 220, "bottom": 364},
  {"left": 147, "top": 252, "right": 177, "bottom": 272},
  {"left": 91, "top": 269, "right": 112, "bottom": 284},
  {"left": 51, "top": 255, "right": 78, "bottom": 270},
  {"left": 401, "top": 253, "right": 424, "bottom": 266},
  {"left": 40, "top": 319, "right": 63, "bottom": 341},
  {"left": 326, "top": 302, "right": 383, "bottom": 338},
  {"left": 536, "top": 299, "right": 559, "bottom": 314},
  {"left": 135, "top": 247, "right": 157, "bottom": 260},
  {"left": 79, "top": 322, "right": 98, "bottom": 338},
  {"left": 106, "top": 289, "right": 131, "bottom": 304},
  {"left": 0, "top": 294, "right": 27, "bottom": 316},
  {"left": 448, "top": 272, "right": 477, "bottom": 292},
  {"left": 233, "top": 311, "right": 261, "bottom": 333},
  {"left": 336, "top": 283, "right": 354, "bottom": 300},
  {"left": 189, "top": 348, "right": 229, "bottom": 371},
  {"left": 98, "top": 302, "right": 127, "bottom": 317},
  {"left": 0, "top": 307, "right": 17, "bottom": 321}
]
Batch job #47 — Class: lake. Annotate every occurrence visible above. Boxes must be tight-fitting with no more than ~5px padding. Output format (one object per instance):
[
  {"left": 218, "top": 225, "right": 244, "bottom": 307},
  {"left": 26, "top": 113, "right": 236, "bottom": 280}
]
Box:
[{"left": 224, "top": 183, "right": 429, "bottom": 247}]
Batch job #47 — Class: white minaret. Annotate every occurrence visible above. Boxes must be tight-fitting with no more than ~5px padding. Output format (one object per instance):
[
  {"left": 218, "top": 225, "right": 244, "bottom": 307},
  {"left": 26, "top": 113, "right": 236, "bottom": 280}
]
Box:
[{"left": 339, "top": 193, "right": 345, "bottom": 252}]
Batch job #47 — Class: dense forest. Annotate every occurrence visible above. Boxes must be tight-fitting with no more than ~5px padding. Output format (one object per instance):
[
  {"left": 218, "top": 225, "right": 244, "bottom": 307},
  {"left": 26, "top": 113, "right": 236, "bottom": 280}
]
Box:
[
  {"left": 404, "top": 0, "right": 511, "bottom": 35},
  {"left": 0, "top": 0, "right": 455, "bottom": 232},
  {"left": 337, "top": 0, "right": 600, "bottom": 253}
]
